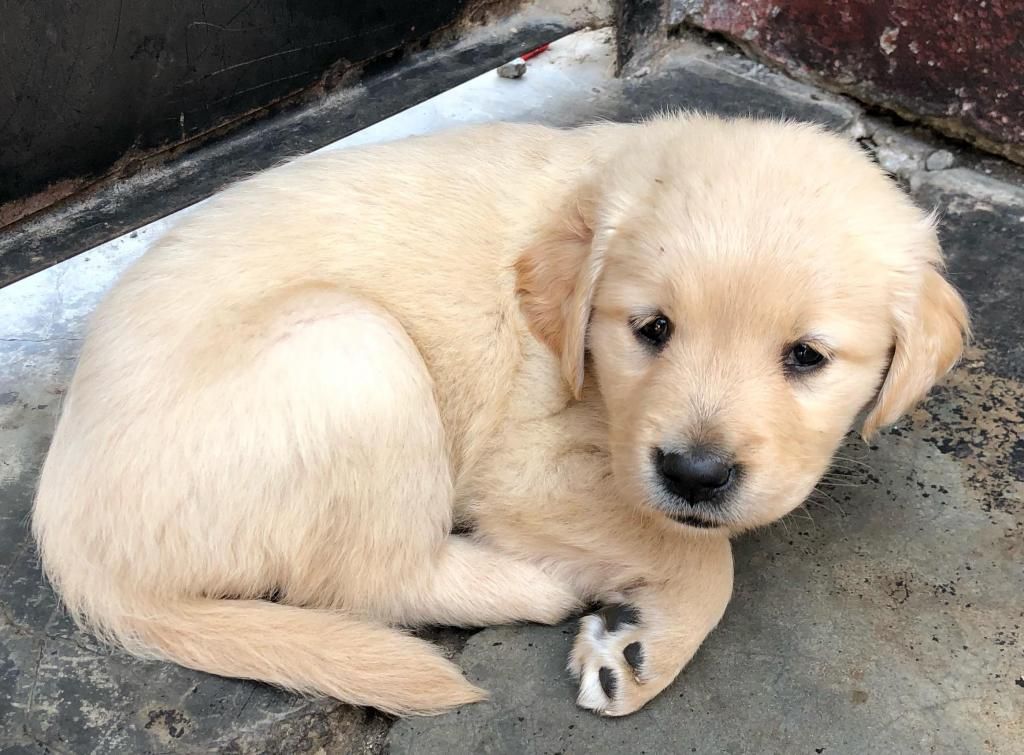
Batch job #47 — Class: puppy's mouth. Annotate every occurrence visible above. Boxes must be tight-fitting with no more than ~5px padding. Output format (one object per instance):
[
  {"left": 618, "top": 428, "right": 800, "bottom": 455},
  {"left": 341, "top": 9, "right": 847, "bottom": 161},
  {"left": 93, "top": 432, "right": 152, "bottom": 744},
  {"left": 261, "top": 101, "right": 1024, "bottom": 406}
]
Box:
[{"left": 667, "top": 511, "right": 724, "bottom": 529}]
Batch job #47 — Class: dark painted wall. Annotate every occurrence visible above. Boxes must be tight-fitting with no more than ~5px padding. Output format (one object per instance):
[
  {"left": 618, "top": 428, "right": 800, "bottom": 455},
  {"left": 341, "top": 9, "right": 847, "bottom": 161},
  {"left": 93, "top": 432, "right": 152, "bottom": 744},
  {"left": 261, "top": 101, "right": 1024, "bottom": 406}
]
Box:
[{"left": 0, "top": 0, "right": 480, "bottom": 226}]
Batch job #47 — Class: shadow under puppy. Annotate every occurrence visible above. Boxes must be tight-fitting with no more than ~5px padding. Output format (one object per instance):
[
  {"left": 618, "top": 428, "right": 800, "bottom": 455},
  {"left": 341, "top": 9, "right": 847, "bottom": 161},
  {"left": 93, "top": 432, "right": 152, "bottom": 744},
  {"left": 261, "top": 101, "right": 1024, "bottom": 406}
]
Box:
[{"left": 33, "top": 114, "right": 968, "bottom": 716}]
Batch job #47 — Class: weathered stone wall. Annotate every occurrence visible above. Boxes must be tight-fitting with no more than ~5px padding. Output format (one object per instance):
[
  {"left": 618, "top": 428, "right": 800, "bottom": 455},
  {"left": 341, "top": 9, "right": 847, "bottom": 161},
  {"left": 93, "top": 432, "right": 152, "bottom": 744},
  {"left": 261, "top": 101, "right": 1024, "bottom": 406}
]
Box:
[{"left": 671, "top": 0, "right": 1024, "bottom": 164}]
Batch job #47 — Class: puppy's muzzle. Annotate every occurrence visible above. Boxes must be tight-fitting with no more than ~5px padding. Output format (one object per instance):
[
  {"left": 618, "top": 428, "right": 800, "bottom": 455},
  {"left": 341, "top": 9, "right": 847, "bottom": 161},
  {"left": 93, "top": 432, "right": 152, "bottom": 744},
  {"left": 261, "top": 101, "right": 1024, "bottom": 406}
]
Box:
[{"left": 655, "top": 447, "right": 737, "bottom": 507}]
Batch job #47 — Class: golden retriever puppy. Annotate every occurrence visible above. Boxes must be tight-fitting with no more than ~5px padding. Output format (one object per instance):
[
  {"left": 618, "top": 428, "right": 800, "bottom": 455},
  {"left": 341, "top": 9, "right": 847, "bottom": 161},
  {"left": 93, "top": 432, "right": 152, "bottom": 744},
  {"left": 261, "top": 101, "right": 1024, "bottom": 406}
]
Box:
[{"left": 32, "top": 114, "right": 968, "bottom": 717}]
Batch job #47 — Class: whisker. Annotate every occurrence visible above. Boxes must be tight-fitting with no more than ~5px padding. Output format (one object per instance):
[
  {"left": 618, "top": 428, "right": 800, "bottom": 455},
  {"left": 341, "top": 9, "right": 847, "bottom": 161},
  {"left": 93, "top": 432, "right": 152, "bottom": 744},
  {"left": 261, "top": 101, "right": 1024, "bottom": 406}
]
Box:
[
  {"left": 808, "top": 487, "right": 847, "bottom": 516},
  {"left": 829, "top": 455, "right": 877, "bottom": 471}
]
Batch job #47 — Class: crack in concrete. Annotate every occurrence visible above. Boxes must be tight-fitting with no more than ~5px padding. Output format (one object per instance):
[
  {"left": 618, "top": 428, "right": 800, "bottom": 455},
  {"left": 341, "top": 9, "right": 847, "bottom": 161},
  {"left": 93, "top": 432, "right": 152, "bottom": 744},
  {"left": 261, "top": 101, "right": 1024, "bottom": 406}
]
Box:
[
  {"left": 0, "top": 536, "right": 31, "bottom": 595},
  {"left": 24, "top": 637, "right": 46, "bottom": 723},
  {"left": 234, "top": 687, "right": 257, "bottom": 721}
]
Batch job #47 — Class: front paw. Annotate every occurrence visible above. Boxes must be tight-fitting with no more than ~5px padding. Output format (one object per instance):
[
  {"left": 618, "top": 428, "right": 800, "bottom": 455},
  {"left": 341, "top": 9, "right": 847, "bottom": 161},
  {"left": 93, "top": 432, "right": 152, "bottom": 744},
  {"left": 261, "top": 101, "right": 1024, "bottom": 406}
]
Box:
[{"left": 568, "top": 604, "right": 659, "bottom": 716}]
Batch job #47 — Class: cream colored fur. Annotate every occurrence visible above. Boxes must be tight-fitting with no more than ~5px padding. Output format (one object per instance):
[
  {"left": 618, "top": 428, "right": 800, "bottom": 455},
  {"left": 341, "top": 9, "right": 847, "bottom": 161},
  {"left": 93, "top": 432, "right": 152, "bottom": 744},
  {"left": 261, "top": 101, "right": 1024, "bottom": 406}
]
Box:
[{"left": 33, "top": 115, "right": 968, "bottom": 717}]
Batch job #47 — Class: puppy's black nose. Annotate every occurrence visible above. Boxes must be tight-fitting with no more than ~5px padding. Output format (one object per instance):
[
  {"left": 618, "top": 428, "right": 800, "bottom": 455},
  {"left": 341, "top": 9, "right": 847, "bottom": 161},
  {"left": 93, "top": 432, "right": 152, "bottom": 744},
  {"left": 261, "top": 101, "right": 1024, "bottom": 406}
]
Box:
[{"left": 656, "top": 447, "right": 735, "bottom": 504}]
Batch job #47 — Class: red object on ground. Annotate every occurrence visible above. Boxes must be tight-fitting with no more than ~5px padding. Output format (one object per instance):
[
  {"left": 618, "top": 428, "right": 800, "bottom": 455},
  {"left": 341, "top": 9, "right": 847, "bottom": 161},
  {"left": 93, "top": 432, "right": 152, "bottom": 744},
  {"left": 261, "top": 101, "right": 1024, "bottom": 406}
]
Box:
[{"left": 520, "top": 43, "right": 550, "bottom": 61}]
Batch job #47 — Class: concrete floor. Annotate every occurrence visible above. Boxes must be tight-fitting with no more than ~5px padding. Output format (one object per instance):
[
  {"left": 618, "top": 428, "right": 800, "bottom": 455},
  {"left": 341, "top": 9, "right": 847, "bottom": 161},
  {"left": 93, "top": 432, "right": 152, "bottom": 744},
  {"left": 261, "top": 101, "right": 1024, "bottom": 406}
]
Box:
[{"left": 1, "top": 28, "right": 1022, "bottom": 755}]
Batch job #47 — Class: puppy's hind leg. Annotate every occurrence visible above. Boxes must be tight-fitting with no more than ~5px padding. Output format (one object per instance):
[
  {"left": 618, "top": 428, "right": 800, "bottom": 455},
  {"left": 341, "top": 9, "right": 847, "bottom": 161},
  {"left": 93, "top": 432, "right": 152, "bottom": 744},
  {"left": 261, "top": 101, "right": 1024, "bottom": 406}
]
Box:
[
  {"left": 226, "top": 288, "right": 579, "bottom": 700},
  {"left": 37, "top": 286, "right": 487, "bottom": 715},
  {"left": 261, "top": 289, "right": 581, "bottom": 631}
]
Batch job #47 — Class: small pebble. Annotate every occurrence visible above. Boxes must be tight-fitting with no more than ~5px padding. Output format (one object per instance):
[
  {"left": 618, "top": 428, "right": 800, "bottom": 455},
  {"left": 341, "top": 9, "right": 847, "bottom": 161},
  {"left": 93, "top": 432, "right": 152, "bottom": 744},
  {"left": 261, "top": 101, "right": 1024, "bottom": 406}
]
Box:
[
  {"left": 925, "top": 149, "right": 955, "bottom": 171},
  {"left": 497, "top": 58, "right": 527, "bottom": 79}
]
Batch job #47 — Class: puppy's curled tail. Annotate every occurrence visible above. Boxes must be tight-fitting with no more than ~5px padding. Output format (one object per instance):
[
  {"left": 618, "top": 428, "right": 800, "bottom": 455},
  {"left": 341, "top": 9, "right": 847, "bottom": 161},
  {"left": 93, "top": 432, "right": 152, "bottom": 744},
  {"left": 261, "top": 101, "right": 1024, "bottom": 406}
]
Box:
[{"left": 98, "top": 598, "right": 486, "bottom": 716}]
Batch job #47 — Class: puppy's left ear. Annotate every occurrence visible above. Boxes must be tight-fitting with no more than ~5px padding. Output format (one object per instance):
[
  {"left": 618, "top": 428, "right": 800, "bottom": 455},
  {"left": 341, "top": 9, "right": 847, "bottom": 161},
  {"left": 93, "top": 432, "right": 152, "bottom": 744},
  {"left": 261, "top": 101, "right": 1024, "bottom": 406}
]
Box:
[
  {"left": 515, "top": 187, "right": 606, "bottom": 399},
  {"left": 862, "top": 232, "right": 969, "bottom": 438}
]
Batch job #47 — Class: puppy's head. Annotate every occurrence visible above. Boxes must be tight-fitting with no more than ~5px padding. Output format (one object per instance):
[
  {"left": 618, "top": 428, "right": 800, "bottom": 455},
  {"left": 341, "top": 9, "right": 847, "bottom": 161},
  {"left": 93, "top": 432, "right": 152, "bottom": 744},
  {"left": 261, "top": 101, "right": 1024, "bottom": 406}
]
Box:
[{"left": 517, "top": 115, "right": 968, "bottom": 533}]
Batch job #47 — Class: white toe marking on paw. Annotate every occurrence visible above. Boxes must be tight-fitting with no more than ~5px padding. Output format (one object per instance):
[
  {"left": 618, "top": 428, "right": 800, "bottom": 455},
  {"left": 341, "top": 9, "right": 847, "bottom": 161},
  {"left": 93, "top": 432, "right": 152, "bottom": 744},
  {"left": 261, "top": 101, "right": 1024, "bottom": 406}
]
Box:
[
  {"left": 587, "top": 624, "right": 620, "bottom": 662},
  {"left": 582, "top": 614, "right": 604, "bottom": 641},
  {"left": 577, "top": 668, "right": 608, "bottom": 711},
  {"left": 573, "top": 614, "right": 642, "bottom": 713}
]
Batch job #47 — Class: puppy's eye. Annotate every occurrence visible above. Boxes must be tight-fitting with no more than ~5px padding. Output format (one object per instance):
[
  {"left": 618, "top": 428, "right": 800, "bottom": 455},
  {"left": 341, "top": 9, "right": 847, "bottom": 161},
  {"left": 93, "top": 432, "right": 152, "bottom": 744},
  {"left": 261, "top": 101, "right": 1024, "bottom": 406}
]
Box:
[
  {"left": 785, "top": 342, "right": 827, "bottom": 374},
  {"left": 634, "top": 314, "right": 673, "bottom": 350}
]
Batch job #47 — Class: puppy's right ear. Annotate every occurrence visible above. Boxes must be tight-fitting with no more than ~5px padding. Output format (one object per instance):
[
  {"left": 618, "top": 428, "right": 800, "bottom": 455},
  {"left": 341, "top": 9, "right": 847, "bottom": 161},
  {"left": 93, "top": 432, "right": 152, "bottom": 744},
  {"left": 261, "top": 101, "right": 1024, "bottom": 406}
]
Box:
[{"left": 515, "top": 189, "right": 604, "bottom": 400}]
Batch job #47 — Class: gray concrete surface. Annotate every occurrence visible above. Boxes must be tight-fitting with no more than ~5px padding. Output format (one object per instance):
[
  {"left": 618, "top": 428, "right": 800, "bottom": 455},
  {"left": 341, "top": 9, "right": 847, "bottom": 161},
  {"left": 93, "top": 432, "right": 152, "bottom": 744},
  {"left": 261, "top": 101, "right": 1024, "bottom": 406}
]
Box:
[{"left": 2, "top": 28, "right": 1023, "bottom": 754}]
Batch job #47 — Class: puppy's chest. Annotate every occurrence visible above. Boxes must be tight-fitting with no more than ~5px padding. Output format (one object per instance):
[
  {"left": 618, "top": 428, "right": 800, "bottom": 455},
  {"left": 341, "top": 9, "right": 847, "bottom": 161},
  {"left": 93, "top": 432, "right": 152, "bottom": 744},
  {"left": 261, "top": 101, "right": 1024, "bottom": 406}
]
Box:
[
  {"left": 445, "top": 332, "right": 610, "bottom": 512},
  {"left": 455, "top": 396, "right": 612, "bottom": 515}
]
